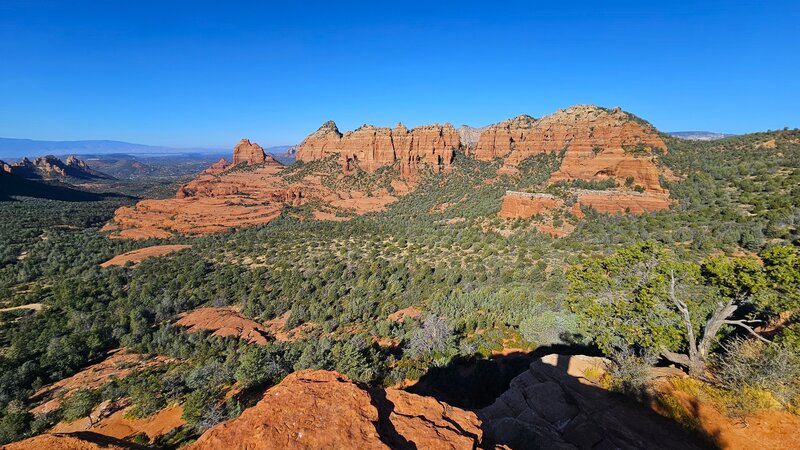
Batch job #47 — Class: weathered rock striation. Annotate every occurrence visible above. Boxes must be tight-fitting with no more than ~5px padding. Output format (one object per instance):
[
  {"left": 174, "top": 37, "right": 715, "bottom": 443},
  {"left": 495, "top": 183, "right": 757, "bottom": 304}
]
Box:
[
  {"left": 498, "top": 192, "right": 565, "bottom": 219},
  {"left": 296, "top": 120, "right": 461, "bottom": 176},
  {"left": 106, "top": 138, "right": 403, "bottom": 239},
  {"left": 187, "top": 370, "right": 482, "bottom": 450},
  {"left": 572, "top": 190, "right": 672, "bottom": 216},
  {"left": 476, "top": 105, "right": 668, "bottom": 192},
  {"left": 499, "top": 190, "right": 671, "bottom": 221},
  {"left": 232, "top": 138, "right": 267, "bottom": 165},
  {"left": 3, "top": 155, "right": 111, "bottom": 180},
  {"left": 0, "top": 432, "right": 146, "bottom": 450},
  {"left": 479, "top": 354, "right": 705, "bottom": 449}
]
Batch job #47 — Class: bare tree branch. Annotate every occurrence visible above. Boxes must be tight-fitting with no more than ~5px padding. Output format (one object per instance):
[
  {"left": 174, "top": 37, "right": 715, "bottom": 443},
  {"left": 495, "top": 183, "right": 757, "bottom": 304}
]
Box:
[{"left": 723, "top": 320, "right": 774, "bottom": 344}]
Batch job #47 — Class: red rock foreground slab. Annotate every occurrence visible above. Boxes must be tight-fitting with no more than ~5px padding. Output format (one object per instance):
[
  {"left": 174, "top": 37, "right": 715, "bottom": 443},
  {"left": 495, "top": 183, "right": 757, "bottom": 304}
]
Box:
[
  {"left": 187, "top": 370, "right": 482, "bottom": 450},
  {"left": 0, "top": 432, "right": 145, "bottom": 450}
]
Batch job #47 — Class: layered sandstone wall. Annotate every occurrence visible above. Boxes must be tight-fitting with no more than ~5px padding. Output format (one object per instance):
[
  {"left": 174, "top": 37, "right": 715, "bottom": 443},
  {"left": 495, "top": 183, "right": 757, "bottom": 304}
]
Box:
[
  {"left": 475, "top": 105, "right": 668, "bottom": 192},
  {"left": 232, "top": 138, "right": 266, "bottom": 165},
  {"left": 498, "top": 192, "right": 564, "bottom": 219},
  {"left": 296, "top": 120, "right": 461, "bottom": 176},
  {"left": 498, "top": 190, "right": 671, "bottom": 222},
  {"left": 573, "top": 190, "right": 671, "bottom": 215}
]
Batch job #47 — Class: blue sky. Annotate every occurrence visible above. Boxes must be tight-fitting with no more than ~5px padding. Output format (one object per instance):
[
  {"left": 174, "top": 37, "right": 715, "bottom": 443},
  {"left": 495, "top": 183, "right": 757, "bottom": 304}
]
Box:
[{"left": 0, "top": 1, "right": 798, "bottom": 147}]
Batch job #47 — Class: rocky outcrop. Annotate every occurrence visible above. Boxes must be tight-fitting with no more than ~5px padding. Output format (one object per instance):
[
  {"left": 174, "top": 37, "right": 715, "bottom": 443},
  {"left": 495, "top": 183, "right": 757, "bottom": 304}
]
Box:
[
  {"left": 0, "top": 432, "right": 145, "bottom": 450},
  {"left": 476, "top": 105, "right": 668, "bottom": 192},
  {"left": 106, "top": 137, "right": 402, "bottom": 239},
  {"left": 479, "top": 354, "right": 705, "bottom": 449},
  {"left": 499, "top": 190, "right": 671, "bottom": 221},
  {"left": 232, "top": 138, "right": 266, "bottom": 165},
  {"left": 457, "top": 125, "right": 486, "bottom": 150},
  {"left": 4, "top": 155, "right": 111, "bottom": 180},
  {"left": 296, "top": 121, "right": 461, "bottom": 176},
  {"left": 202, "top": 158, "right": 230, "bottom": 175},
  {"left": 475, "top": 114, "right": 538, "bottom": 160},
  {"left": 175, "top": 307, "right": 270, "bottom": 345},
  {"left": 187, "top": 370, "right": 482, "bottom": 450},
  {"left": 498, "top": 192, "right": 564, "bottom": 219},
  {"left": 572, "top": 190, "right": 671, "bottom": 216}
]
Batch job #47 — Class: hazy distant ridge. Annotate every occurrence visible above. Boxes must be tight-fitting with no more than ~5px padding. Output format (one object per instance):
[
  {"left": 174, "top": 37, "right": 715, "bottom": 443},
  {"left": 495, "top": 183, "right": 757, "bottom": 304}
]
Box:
[{"left": 668, "top": 131, "right": 736, "bottom": 141}]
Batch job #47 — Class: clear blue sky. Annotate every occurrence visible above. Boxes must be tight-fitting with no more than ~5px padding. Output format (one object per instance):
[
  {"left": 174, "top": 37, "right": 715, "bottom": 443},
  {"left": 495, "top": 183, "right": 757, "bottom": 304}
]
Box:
[{"left": 1, "top": 1, "right": 798, "bottom": 147}]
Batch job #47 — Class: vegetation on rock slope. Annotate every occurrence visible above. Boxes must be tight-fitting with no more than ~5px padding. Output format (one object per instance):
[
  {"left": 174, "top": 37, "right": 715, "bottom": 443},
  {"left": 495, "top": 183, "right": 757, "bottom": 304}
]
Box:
[{"left": 0, "top": 129, "right": 798, "bottom": 446}]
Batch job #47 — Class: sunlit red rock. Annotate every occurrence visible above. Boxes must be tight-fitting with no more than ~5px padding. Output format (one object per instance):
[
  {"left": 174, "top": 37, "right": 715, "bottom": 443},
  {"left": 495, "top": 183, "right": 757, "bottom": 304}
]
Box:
[
  {"left": 296, "top": 120, "right": 461, "bottom": 176},
  {"left": 186, "top": 370, "right": 482, "bottom": 450}
]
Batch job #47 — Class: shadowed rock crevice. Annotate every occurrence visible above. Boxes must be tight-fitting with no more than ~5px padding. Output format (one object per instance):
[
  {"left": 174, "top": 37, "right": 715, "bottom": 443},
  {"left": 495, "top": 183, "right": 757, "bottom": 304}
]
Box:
[{"left": 367, "top": 387, "right": 417, "bottom": 450}]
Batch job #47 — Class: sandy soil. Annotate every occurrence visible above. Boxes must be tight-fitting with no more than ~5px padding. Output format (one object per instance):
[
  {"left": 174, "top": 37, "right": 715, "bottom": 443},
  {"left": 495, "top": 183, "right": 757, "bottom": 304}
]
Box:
[
  {"left": 0, "top": 303, "right": 44, "bottom": 313},
  {"left": 51, "top": 404, "right": 184, "bottom": 442},
  {"left": 176, "top": 306, "right": 269, "bottom": 345},
  {"left": 657, "top": 383, "right": 800, "bottom": 450},
  {"left": 99, "top": 245, "right": 192, "bottom": 268},
  {"left": 31, "top": 350, "right": 173, "bottom": 415},
  {"left": 263, "top": 311, "right": 317, "bottom": 343},
  {"left": 387, "top": 307, "right": 422, "bottom": 323}
]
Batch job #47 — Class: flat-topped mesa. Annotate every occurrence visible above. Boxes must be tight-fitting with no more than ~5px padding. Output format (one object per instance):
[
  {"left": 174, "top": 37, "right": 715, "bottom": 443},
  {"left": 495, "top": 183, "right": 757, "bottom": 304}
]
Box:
[
  {"left": 476, "top": 105, "right": 669, "bottom": 192},
  {"left": 233, "top": 138, "right": 267, "bottom": 165},
  {"left": 296, "top": 120, "right": 461, "bottom": 176}
]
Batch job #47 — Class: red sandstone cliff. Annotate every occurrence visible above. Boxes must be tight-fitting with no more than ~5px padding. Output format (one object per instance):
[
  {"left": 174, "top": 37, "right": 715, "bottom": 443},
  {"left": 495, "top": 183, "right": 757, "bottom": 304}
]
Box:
[
  {"left": 232, "top": 138, "right": 266, "bottom": 165},
  {"left": 296, "top": 120, "right": 461, "bottom": 176},
  {"left": 476, "top": 105, "right": 668, "bottom": 192}
]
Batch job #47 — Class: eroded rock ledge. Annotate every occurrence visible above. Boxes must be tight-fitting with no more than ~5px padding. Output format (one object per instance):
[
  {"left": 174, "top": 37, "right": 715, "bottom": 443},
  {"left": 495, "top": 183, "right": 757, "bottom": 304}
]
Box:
[
  {"left": 480, "top": 354, "right": 705, "bottom": 450},
  {"left": 187, "top": 370, "right": 482, "bottom": 450}
]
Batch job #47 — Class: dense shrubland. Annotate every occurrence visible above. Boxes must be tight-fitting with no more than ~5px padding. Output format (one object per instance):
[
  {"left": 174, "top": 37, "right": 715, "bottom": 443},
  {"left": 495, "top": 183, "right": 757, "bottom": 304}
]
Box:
[{"left": 0, "top": 130, "right": 798, "bottom": 444}]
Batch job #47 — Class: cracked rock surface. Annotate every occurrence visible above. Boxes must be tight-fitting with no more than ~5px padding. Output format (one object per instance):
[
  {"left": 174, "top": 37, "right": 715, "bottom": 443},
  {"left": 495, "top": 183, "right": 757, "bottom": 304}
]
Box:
[
  {"left": 186, "top": 370, "right": 482, "bottom": 450},
  {"left": 479, "top": 354, "right": 706, "bottom": 450}
]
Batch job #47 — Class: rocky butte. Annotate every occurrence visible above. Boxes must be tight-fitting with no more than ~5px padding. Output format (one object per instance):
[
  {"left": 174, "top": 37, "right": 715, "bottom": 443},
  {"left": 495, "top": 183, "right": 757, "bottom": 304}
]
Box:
[
  {"left": 106, "top": 104, "right": 676, "bottom": 239},
  {"left": 296, "top": 120, "right": 461, "bottom": 176},
  {"left": 232, "top": 138, "right": 267, "bottom": 165},
  {"left": 2, "top": 155, "right": 111, "bottom": 180},
  {"left": 476, "top": 105, "right": 667, "bottom": 192}
]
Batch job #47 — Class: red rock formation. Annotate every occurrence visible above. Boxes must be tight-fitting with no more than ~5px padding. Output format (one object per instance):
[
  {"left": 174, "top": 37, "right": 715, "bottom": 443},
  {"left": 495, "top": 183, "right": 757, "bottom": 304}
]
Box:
[
  {"left": 498, "top": 192, "right": 564, "bottom": 219},
  {"left": 474, "top": 114, "right": 537, "bottom": 160},
  {"left": 476, "top": 105, "right": 668, "bottom": 192},
  {"left": 202, "top": 158, "right": 230, "bottom": 175},
  {"left": 573, "top": 190, "right": 671, "bottom": 215},
  {"left": 296, "top": 120, "right": 461, "bottom": 176},
  {"left": 499, "top": 190, "right": 670, "bottom": 221},
  {"left": 176, "top": 307, "right": 270, "bottom": 345},
  {"left": 232, "top": 138, "right": 266, "bottom": 165},
  {"left": 187, "top": 370, "right": 482, "bottom": 450},
  {"left": 0, "top": 432, "right": 145, "bottom": 450},
  {"left": 479, "top": 354, "right": 705, "bottom": 449},
  {"left": 106, "top": 140, "right": 402, "bottom": 239}
]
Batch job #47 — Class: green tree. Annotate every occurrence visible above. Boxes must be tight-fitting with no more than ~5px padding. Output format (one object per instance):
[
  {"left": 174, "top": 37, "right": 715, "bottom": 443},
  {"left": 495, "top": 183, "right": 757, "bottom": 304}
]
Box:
[{"left": 567, "top": 242, "right": 772, "bottom": 376}]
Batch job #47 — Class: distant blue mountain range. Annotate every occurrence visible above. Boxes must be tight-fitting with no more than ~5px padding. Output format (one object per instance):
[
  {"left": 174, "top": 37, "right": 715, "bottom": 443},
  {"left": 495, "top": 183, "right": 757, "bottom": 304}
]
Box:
[
  {"left": 0, "top": 137, "right": 228, "bottom": 159},
  {"left": 667, "top": 131, "right": 736, "bottom": 141},
  {"left": 0, "top": 137, "right": 295, "bottom": 159}
]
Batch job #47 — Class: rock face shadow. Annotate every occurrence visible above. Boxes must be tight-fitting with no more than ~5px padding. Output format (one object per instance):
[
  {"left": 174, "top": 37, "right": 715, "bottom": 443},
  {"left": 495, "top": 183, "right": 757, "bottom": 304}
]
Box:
[
  {"left": 410, "top": 349, "right": 717, "bottom": 450},
  {"left": 407, "top": 344, "right": 601, "bottom": 410}
]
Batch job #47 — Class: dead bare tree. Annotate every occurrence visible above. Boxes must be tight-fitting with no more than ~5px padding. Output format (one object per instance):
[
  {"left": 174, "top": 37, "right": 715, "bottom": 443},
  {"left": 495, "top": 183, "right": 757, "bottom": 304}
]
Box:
[{"left": 661, "top": 270, "right": 771, "bottom": 376}]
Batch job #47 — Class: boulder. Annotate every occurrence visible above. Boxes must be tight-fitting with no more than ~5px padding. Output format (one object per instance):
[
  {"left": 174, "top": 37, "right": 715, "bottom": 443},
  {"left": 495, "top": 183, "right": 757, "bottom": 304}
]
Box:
[{"left": 187, "top": 370, "right": 482, "bottom": 450}]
